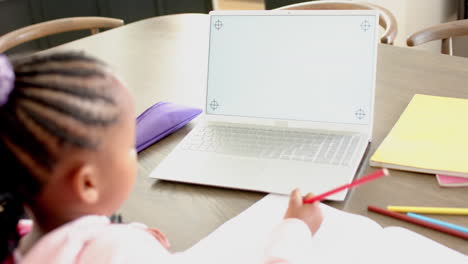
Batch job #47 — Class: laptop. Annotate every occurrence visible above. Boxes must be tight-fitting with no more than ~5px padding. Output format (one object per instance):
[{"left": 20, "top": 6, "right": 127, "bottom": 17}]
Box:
[{"left": 150, "top": 10, "right": 379, "bottom": 201}]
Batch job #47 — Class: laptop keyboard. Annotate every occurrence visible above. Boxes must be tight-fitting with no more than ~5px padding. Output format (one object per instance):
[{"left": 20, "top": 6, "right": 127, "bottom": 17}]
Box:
[{"left": 181, "top": 125, "right": 364, "bottom": 166}]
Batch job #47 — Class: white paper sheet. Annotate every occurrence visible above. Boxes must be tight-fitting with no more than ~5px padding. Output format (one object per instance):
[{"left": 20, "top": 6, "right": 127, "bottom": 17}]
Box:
[{"left": 185, "top": 194, "right": 467, "bottom": 264}]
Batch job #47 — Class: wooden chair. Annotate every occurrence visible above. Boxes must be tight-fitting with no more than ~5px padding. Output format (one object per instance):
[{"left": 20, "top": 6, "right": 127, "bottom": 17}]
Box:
[
  {"left": 275, "top": 1, "right": 398, "bottom": 45},
  {"left": 0, "top": 17, "right": 124, "bottom": 53},
  {"left": 407, "top": 19, "right": 468, "bottom": 56}
]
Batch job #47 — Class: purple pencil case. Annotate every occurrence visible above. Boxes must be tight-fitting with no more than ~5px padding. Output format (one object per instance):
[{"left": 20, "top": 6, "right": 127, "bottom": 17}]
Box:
[{"left": 136, "top": 101, "right": 202, "bottom": 152}]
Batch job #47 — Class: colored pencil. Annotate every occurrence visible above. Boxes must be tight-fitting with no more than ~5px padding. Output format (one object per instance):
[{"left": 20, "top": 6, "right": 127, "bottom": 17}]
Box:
[
  {"left": 303, "top": 168, "right": 389, "bottom": 204},
  {"left": 368, "top": 205, "right": 468, "bottom": 240},
  {"left": 387, "top": 206, "right": 468, "bottom": 215},
  {"left": 407, "top": 213, "right": 468, "bottom": 234}
]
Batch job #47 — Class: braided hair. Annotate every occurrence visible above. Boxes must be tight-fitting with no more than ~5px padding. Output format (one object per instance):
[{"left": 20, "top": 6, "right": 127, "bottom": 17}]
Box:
[{"left": 0, "top": 52, "right": 122, "bottom": 261}]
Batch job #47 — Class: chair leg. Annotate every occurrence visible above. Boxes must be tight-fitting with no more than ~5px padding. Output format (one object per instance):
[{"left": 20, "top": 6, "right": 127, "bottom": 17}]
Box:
[
  {"left": 90, "top": 28, "right": 100, "bottom": 35},
  {"left": 441, "top": 38, "right": 453, "bottom": 56}
]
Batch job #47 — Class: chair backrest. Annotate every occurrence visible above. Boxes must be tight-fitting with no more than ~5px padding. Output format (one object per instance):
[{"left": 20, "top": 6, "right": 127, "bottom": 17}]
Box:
[
  {"left": 407, "top": 19, "right": 468, "bottom": 56},
  {"left": 0, "top": 17, "right": 124, "bottom": 53},
  {"left": 275, "top": 1, "right": 398, "bottom": 45}
]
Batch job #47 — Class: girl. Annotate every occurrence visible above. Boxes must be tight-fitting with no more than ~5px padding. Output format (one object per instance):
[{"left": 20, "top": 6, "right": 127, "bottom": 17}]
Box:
[{"left": 0, "top": 52, "right": 322, "bottom": 264}]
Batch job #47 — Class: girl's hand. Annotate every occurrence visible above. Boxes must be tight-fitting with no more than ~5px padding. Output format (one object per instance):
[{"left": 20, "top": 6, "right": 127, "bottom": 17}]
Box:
[
  {"left": 146, "top": 228, "right": 171, "bottom": 249},
  {"left": 284, "top": 188, "right": 323, "bottom": 235}
]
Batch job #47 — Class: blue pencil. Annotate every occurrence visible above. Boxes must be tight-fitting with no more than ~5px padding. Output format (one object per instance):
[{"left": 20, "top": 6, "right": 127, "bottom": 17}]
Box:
[{"left": 407, "top": 212, "right": 468, "bottom": 234}]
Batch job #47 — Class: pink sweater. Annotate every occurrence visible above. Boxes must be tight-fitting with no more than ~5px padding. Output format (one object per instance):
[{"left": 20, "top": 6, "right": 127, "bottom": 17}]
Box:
[{"left": 8, "top": 216, "right": 312, "bottom": 264}]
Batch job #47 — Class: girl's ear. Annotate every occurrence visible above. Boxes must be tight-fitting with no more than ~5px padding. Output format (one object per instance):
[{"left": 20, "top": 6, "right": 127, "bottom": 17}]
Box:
[{"left": 71, "top": 164, "right": 99, "bottom": 204}]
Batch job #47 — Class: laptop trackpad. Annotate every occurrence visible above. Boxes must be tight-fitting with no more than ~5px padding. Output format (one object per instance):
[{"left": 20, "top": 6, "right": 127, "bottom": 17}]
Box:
[{"left": 153, "top": 151, "right": 267, "bottom": 189}]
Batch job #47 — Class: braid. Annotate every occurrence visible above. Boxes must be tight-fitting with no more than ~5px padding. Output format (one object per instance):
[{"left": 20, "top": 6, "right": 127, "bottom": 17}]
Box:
[{"left": 0, "top": 52, "right": 122, "bottom": 261}]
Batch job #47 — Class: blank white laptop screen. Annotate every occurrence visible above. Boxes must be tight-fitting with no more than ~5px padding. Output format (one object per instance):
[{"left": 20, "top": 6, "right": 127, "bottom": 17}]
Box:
[{"left": 206, "top": 13, "right": 377, "bottom": 125}]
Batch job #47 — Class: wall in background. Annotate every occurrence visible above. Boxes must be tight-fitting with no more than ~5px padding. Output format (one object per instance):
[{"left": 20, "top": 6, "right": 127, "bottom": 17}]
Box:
[
  {"left": 453, "top": 0, "right": 468, "bottom": 57},
  {"left": 0, "top": 0, "right": 37, "bottom": 53},
  {"left": 214, "top": 0, "right": 264, "bottom": 10}
]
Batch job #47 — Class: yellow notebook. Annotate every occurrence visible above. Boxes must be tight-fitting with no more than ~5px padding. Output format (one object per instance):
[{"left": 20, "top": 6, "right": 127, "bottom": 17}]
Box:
[{"left": 370, "top": 94, "right": 468, "bottom": 178}]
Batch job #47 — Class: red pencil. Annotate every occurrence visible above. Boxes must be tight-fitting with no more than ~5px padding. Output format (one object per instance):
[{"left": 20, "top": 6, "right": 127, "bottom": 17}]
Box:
[
  {"left": 303, "top": 168, "right": 389, "bottom": 204},
  {"left": 368, "top": 205, "right": 468, "bottom": 240}
]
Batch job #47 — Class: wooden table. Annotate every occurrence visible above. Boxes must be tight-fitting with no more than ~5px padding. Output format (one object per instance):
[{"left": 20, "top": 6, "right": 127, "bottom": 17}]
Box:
[{"left": 52, "top": 14, "right": 468, "bottom": 254}]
